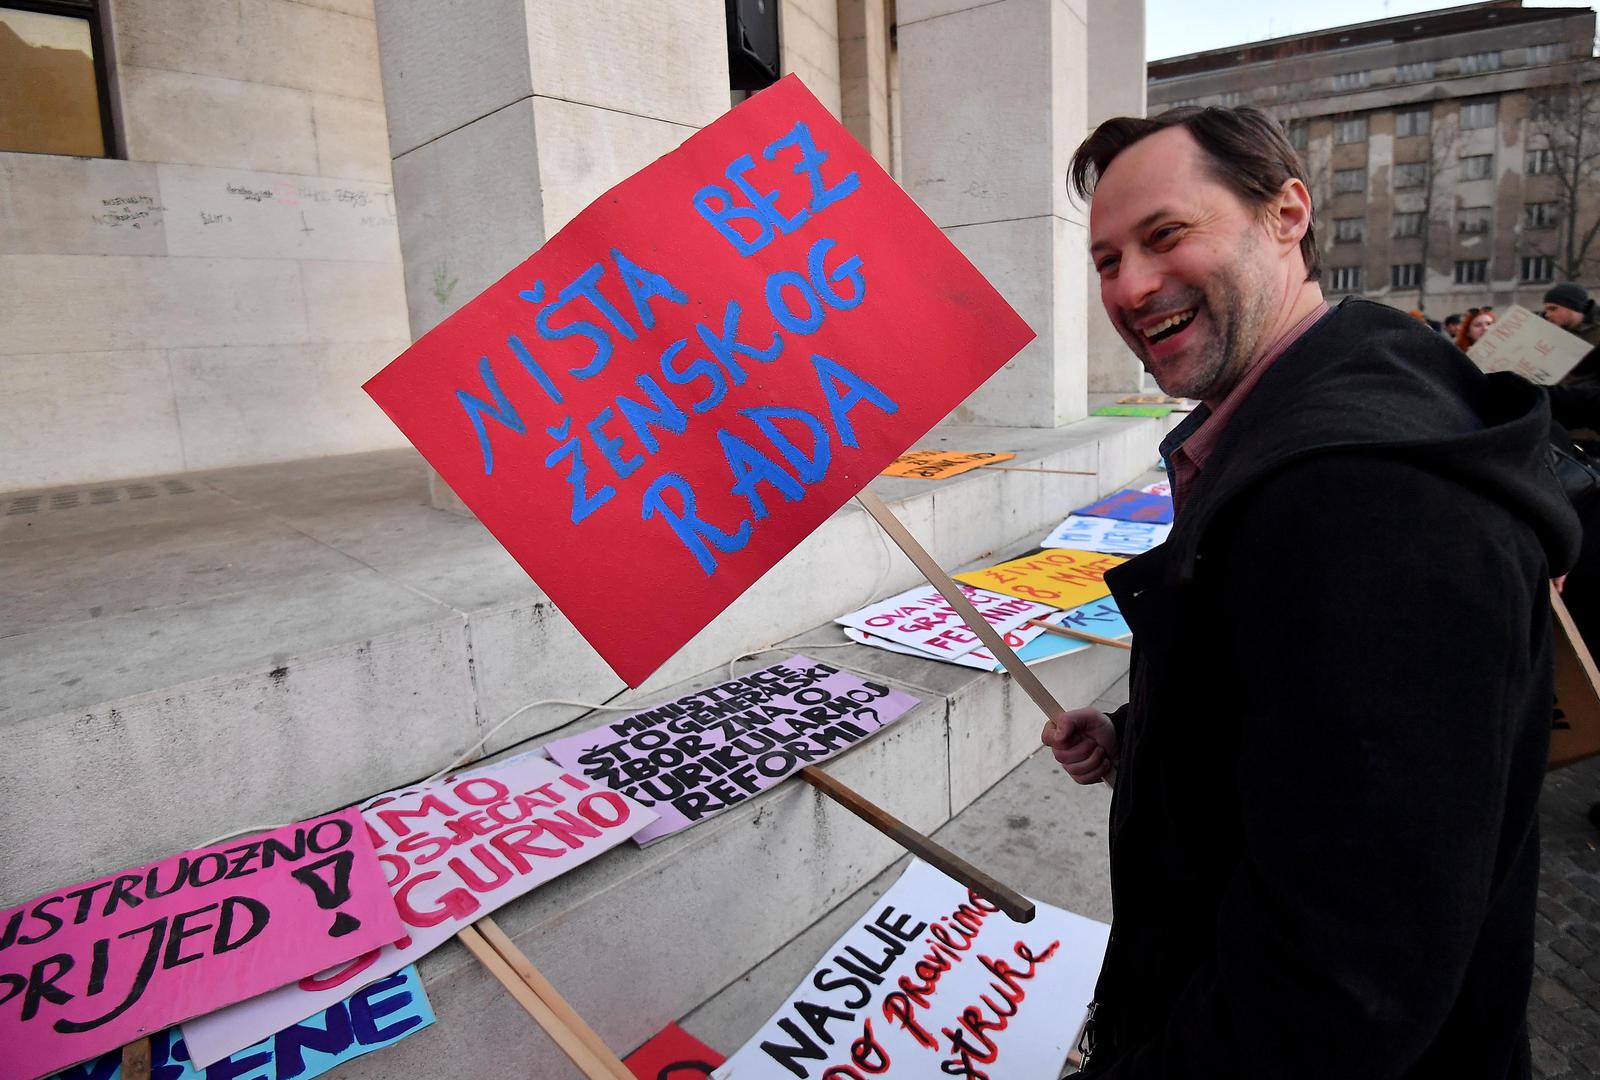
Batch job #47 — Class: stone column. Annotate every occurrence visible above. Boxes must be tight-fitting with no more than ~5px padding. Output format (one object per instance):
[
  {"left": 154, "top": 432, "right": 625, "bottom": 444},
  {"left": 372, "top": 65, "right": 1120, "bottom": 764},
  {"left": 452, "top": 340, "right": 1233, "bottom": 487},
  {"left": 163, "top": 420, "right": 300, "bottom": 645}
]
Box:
[
  {"left": 1085, "top": 0, "right": 1149, "bottom": 393},
  {"left": 371, "top": 0, "right": 730, "bottom": 509},
  {"left": 897, "top": 0, "right": 1089, "bottom": 427},
  {"left": 838, "top": 0, "right": 891, "bottom": 168}
]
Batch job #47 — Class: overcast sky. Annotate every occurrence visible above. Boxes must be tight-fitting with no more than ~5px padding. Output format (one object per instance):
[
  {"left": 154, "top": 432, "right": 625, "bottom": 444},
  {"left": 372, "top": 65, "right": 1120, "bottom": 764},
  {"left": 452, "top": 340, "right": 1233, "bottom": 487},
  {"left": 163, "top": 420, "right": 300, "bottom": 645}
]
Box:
[{"left": 1145, "top": 0, "right": 1597, "bottom": 61}]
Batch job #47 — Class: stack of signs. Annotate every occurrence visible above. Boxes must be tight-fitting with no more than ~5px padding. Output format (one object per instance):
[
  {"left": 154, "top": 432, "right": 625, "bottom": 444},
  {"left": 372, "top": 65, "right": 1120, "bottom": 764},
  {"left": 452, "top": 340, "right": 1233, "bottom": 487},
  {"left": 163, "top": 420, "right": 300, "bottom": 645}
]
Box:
[
  {"left": 543, "top": 657, "right": 919, "bottom": 844},
  {"left": 879, "top": 450, "right": 1015, "bottom": 479},
  {"left": 954, "top": 549, "right": 1125, "bottom": 611},
  {"left": 51, "top": 968, "right": 435, "bottom": 1080},
  {"left": 1469, "top": 304, "right": 1592, "bottom": 384},
  {"left": 1, "top": 813, "right": 404, "bottom": 1080},
  {"left": 712, "top": 860, "right": 1109, "bottom": 1080},
  {"left": 833, "top": 582, "right": 1056, "bottom": 666},
  {"left": 181, "top": 753, "right": 655, "bottom": 1068},
  {"left": 362, "top": 75, "right": 1033, "bottom": 689},
  {"left": 1072, "top": 488, "right": 1174, "bottom": 525}
]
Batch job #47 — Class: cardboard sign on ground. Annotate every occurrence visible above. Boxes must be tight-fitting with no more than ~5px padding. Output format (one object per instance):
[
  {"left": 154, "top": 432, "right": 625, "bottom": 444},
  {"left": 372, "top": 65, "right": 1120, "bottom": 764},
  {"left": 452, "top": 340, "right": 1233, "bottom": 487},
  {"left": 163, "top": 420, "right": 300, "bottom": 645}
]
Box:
[
  {"left": 543, "top": 656, "right": 919, "bottom": 844},
  {"left": 1042, "top": 513, "right": 1170, "bottom": 555},
  {"left": 51, "top": 968, "right": 434, "bottom": 1080},
  {"left": 712, "top": 859, "right": 1109, "bottom": 1080},
  {"left": 1551, "top": 588, "right": 1600, "bottom": 768},
  {"left": 363, "top": 76, "right": 1033, "bottom": 687},
  {"left": 1468, "top": 304, "right": 1592, "bottom": 385},
  {"left": 625, "top": 1023, "right": 726, "bottom": 1080},
  {"left": 1072, "top": 488, "right": 1175, "bottom": 524},
  {"left": 879, "top": 450, "right": 1015, "bottom": 479},
  {"left": 182, "top": 754, "right": 654, "bottom": 1069},
  {"left": 1, "top": 812, "right": 402, "bottom": 1080},
  {"left": 834, "top": 582, "right": 1054, "bottom": 658},
  {"left": 954, "top": 548, "right": 1125, "bottom": 611}
]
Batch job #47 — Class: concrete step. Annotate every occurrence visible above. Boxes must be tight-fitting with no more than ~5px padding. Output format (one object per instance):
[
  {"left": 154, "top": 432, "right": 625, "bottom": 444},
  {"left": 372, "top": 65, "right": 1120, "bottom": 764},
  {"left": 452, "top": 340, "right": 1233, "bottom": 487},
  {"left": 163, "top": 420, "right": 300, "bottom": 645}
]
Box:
[{"left": 0, "top": 413, "right": 1169, "bottom": 907}]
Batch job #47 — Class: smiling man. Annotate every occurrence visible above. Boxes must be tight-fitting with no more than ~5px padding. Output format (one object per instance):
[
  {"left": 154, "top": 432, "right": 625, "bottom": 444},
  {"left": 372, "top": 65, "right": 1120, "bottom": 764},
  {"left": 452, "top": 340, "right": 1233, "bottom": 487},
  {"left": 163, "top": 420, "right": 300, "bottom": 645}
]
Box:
[{"left": 1042, "top": 107, "right": 1582, "bottom": 1078}]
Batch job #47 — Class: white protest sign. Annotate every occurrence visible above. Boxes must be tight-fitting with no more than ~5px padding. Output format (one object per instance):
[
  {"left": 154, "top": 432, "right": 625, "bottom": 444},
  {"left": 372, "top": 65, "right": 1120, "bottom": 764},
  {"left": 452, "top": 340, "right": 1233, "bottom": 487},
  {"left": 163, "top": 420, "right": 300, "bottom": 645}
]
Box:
[
  {"left": 544, "top": 656, "right": 920, "bottom": 844},
  {"left": 714, "top": 859, "right": 1109, "bottom": 1080},
  {"left": 1468, "top": 304, "right": 1592, "bottom": 384},
  {"left": 1042, "top": 513, "right": 1171, "bottom": 555},
  {"left": 1139, "top": 480, "right": 1171, "bottom": 497},
  {"left": 841, "top": 626, "right": 1043, "bottom": 670},
  {"left": 834, "top": 583, "right": 1054, "bottom": 658},
  {"left": 182, "top": 753, "right": 655, "bottom": 1068}
]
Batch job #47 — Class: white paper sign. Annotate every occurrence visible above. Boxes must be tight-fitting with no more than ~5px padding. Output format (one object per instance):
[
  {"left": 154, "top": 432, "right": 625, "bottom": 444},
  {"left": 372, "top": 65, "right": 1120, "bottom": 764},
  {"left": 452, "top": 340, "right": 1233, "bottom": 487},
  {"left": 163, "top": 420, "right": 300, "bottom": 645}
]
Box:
[
  {"left": 714, "top": 859, "right": 1109, "bottom": 1080},
  {"left": 183, "top": 753, "right": 655, "bottom": 1067},
  {"left": 841, "top": 625, "right": 1045, "bottom": 670},
  {"left": 1139, "top": 480, "right": 1171, "bottom": 497},
  {"left": 1468, "top": 304, "right": 1592, "bottom": 384},
  {"left": 1042, "top": 514, "right": 1171, "bottom": 555},
  {"left": 835, "top": 583, "right": 1054, "bottom": 658}
]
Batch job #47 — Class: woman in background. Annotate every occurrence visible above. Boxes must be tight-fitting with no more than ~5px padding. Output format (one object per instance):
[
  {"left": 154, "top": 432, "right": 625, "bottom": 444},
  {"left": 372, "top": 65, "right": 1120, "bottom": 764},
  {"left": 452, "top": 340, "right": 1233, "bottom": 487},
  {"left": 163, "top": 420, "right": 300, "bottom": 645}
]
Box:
[{"left": 1455, "top": 307, "right": 1495, "bottom": 352}]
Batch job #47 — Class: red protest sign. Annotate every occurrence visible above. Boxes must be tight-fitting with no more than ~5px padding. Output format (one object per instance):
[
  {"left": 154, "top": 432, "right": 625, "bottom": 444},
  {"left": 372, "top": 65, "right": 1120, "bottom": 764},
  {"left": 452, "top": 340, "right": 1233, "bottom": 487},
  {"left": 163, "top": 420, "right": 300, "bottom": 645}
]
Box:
[
  {"left": 365, "top": 76, "right": 1033, "bottom": 686},
  {"left": 625, "top": 1022, "right": 726, "bottom": 1079}
]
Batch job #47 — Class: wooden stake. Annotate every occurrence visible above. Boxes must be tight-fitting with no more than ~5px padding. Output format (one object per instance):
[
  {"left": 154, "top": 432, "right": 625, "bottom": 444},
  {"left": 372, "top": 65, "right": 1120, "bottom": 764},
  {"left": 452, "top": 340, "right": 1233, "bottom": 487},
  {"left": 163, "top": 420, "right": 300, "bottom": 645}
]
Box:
[
  {"left": 855, "top": 490, "right": 1071, "bottom": 727},
  {"left": 1029, "top": 619, "right": 1133, "bottom": 652},
  {"left": 799, "top": 766, "right": 1035, "bottom": 923},
  {"left": 856, "top": 489, "right": 1116, "bottom": 788},
  {"left": 121, "top": 1039, "right": 152, "bottom": 1080},
  {"left": 458, "top": 925, "right": 624, "bottom": 1080},
  {"left": 475, "top": 917, "right": 633, "bottom": 1080},
  {"left": 1551, "top": 584, "right": 1600, "bottom": 769},
  {"left": 981, "top": 465, "right": 1098, "bottom": 476}
]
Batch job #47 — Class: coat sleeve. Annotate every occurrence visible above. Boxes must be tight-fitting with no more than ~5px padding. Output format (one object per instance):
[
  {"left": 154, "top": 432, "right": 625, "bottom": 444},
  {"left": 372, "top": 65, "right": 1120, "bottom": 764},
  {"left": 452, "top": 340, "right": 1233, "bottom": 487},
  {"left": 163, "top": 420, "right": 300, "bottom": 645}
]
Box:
[{"left": 1099, "top": 454, "right": 1549, "bottom": 1079}]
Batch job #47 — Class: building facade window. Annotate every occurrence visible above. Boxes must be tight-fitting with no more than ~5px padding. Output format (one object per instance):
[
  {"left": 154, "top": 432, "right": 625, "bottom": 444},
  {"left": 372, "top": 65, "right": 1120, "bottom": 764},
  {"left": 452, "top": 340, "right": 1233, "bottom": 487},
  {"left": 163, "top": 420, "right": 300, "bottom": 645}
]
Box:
[
  {"left": 1334, "top": 116, "right": 1368, "bottom": 144},
  {"left": 1217, "top": 91, "right": 1243, "bottom": 107},
  {"left": 1530, "top": 43, "right": 1568, "bottom": 66},
  {"left": 1332, "top": 70, "right": 1371, "bottom": 91},
  {"left": 1397, "top": 61, "right": 1435, "bottom": 82},
  {"left": 1454, "top": 259, "right": 1489, "bottom": 284},
  {"left": 1531, "top": 91, "right": 1569, "bottom": 122},
  {"left": 1329, "top": 266, "right": 1364, "bottom": 292},
  {"left": 1333, "top": 217, "right": 1365, "bottom": 242},
  {"left": 1527, "top": 147, "right": 1558, "bottom": 174},
  {"left": 1395, "top": 107, "right": 1431, "bottom": 137},
  {"left": 1391, "top": 263, "right": 1424, "bottom": 288},
  {"left": 1285, "top": 120, "right": 1309, "bottom": 150},
  {"left": 1334, "top": 168, "right": 1367, "bottom": 193},
  {"left": 1460, "top": 51, "right": 1502, "bottom": 74},
  {"left": 1459, "top": 98, "right": 1498, "bottom": 129},
  {"left": 1521, "top": 255, "right": 1556, "bottom": 282},
  {"left": 1393, "top": 211, "right": 1425, "bottom": 237},
  {"left": 1524, "top": 202, "right": 1559, "bottom": 228},
  {"left": 0, "top": 1, "right": 114, "bottom": 157},
  {"left": 1460, "top": 154, "right": 1494, "bottom": 181},
  {"left": 1393, "top": 162, "right": 1428, "bottom": 189},
  {"left": 1457, "top": 206, "right": 1492, "bottom": 235}
]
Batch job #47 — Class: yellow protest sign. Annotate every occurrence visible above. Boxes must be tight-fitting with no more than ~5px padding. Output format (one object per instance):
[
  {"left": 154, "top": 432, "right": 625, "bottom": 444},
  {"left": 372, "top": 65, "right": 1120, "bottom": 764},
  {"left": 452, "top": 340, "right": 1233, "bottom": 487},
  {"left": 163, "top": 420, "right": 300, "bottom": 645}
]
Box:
[
  {"left": 954, "top": 548, "right": 1126, "bottom": 610},
  {"left": 880, "top": 450, "right": 1016, "bottom": 480}
]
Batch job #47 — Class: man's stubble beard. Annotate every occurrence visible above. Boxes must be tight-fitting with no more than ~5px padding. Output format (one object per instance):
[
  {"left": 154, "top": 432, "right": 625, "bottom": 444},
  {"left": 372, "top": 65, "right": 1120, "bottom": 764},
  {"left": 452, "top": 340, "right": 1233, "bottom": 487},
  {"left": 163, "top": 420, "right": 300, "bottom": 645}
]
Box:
[{"left": 1141, "top": 230, "right": 1275, "bottom": 402}]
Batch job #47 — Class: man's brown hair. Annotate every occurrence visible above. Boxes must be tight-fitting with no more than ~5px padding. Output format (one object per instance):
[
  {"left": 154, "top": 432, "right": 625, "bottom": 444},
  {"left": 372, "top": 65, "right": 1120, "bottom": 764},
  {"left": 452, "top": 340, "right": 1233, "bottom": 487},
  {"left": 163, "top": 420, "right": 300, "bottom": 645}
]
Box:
[{"left": 1069, "top": 106, "right": 1320, "bottom": 280}]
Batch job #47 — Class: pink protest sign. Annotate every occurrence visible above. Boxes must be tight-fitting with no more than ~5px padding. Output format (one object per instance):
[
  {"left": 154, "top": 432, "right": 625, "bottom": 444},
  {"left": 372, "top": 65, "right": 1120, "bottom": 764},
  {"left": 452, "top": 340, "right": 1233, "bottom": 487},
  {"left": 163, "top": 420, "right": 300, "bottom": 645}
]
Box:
[
  {"left": 0, "top": 810, "right": 401, "bottom": 1080},
  {"left": 181, "top": 753, "right": 656, "bottom": 1069},
  {"left": 543, "top": 656, "right": 919, "bottom": 844}
]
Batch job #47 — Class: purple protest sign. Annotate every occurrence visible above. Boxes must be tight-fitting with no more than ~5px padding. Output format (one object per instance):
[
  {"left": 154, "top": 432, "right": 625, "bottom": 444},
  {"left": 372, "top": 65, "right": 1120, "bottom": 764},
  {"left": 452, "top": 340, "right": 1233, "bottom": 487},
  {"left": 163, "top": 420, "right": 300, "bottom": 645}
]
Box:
[{"left": 543, "top": 656, "right": 919, "bottom": 844}]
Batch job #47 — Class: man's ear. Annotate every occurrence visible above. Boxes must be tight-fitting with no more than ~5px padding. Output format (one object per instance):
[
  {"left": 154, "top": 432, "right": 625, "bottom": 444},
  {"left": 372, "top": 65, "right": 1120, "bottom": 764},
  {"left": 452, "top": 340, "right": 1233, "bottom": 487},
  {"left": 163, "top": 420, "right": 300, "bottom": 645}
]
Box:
[{"left": 1270, "top": 177, "right": 1313, "bottom": 250}]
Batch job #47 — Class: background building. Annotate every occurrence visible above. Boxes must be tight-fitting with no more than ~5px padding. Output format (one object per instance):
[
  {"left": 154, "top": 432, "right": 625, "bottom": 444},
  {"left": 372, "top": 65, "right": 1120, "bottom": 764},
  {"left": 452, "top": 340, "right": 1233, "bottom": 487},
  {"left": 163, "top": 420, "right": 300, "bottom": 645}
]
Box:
[{"left": 1148, "top": 0, "right": 1600, "bottom": 315}]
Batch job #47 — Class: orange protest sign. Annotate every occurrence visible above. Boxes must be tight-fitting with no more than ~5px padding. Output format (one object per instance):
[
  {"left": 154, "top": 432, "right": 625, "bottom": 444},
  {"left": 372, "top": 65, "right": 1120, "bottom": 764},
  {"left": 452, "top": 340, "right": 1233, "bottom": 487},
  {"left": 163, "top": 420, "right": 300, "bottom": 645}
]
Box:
[
  {"left": 954, "top": 548, "right": 1125, "bottom": 610},
  {"left": 880, "top": 450, "right": 1016, "bottom": 479}
]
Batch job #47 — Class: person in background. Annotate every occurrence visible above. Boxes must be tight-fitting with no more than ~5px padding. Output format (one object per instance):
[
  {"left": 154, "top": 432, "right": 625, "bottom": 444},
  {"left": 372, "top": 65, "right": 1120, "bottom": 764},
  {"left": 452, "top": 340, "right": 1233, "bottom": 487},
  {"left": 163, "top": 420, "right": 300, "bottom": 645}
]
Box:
[
  {"left": 1455, "top": 306, "right": 1495, "bottom": 351},
  {"left": 1049, "top": 104, "right": 1579, "bottom": 1078},
  {"left": 1542, "top": 283, "right": 1600, "bottom": 389},
  {"left": 1443, "top": 312, "right": 1463, "bottom": 340}
]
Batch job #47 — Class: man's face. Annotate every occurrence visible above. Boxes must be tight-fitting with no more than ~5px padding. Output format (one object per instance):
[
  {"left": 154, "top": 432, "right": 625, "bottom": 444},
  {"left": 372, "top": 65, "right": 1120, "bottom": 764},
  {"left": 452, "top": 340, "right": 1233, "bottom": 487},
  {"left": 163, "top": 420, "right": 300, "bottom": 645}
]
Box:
[
  {"left": 1544, "top": 302, "right": 1583, "bottom": 330},
  {"left": 1089, "top": 127, "right": 1284, "bottom": 401}
]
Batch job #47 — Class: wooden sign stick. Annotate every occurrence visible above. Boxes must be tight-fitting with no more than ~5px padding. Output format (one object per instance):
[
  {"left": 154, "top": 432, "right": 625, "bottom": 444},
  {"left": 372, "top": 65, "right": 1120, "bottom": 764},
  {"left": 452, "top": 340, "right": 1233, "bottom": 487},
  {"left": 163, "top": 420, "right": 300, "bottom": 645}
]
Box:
[
  {"left": 798, "top": 766, "right": 1035, "bottom": 922},
  {"left": 1028, "top": 619, "right": 1133, "bottom": 652},
  {"left": 121, "top": 1039, "right": 152, "bottom": 1080},
  {"left": 855, "top": 490, "right": 1116, "bottom": 790},
  {"left": 457, "top": 925, "right": 625, "bottom": 1080},
  {"left": 981, "top": 465, "right": 1098, "bottom": 476},
  {"left": 475, "top": 917, "right": 634, "bottom": 1080}
]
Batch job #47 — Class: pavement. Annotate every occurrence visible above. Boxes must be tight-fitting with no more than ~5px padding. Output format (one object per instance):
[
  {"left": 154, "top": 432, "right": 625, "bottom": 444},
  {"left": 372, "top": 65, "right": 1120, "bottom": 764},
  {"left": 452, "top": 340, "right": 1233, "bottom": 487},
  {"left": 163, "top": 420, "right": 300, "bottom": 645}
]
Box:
[{"left": 684, "top": 674, "right": 1600, "bottom": 1075}]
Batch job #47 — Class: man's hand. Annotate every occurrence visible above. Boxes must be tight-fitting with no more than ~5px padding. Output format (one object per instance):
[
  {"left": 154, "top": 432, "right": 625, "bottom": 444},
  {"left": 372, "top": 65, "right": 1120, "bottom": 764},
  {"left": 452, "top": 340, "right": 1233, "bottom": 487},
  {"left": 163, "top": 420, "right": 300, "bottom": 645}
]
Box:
[{"left": 1042, "top": 708, "right": 1119, "bottom": 784}]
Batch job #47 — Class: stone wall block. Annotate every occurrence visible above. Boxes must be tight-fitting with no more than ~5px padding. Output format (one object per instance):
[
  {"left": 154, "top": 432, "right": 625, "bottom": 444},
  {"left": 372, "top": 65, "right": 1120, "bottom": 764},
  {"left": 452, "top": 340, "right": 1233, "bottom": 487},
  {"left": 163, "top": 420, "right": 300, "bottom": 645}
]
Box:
[
  {"left": 0, "top": 155, "right": 167, "bottom": 256},
  {"left": 158, "top": 165, "right": 400, "bottom": 262},
  {"left": 529, "top": 98, "right": 700, "bottom": 235},
  {"left": 119, "top": 65, "right": 320, "bottom": 175},
  {"left": 312, "top": 94, "right": 396, "bottom": 183}
]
